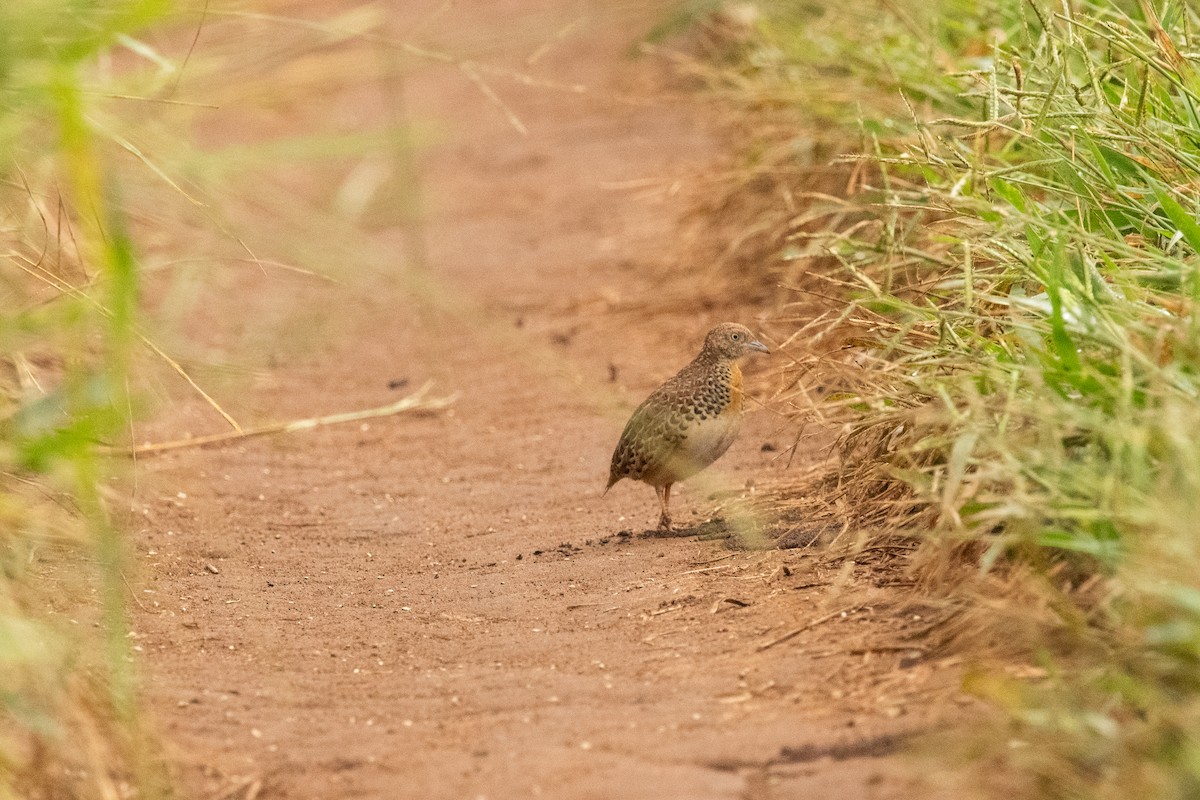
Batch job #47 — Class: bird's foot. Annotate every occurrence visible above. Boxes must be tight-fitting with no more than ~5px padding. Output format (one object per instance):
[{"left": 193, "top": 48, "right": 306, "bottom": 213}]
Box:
[
  {"left": 645, "top": 519, "right": 699, "bottom": 538},
  {"left": 657, "top": 512, "right": 672, "bottom": 532}
]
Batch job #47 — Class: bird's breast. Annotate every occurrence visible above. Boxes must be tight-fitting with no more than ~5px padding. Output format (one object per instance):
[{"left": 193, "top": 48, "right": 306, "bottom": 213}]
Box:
[
  {"left": 680, "top": 364, "right": 745, "bottom": 467},
  {"left": 729, "top": 363, "right": 744, "bottom": 413},
  {"left": 682, "top": 408, "right": 743, "bottom": 467}
]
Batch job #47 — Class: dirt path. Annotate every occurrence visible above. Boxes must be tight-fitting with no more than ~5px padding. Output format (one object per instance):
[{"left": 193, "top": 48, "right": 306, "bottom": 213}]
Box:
[{"left": 133, "top": 3, "right": 966, "bottom": 797}]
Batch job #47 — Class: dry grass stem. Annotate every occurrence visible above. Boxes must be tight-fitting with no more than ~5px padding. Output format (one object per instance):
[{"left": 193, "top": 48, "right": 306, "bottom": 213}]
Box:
[{"left": 115, "top": 381, "right": 458, "bottom": 456}]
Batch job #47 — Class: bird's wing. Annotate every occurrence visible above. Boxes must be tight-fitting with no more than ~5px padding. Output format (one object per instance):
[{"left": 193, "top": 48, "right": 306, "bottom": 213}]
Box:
[{"left": 609, "top": 387, "right": 691, "bottom": 484}]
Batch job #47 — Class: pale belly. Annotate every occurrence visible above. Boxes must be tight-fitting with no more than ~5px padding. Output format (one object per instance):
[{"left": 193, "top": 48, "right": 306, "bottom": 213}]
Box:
[{"left": 676, "top": 413, "right": 743, "bottom": 479}]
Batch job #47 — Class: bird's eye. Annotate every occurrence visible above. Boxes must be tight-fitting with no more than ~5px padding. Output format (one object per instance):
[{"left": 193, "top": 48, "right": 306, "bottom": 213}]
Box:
[{"left": 731, "top": 333, "right": 741, "bottom": 340}]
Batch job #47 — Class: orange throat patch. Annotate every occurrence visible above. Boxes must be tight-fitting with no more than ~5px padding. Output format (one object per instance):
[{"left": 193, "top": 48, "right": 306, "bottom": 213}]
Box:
[{"left": 729, "top": 363, "right": 744, "bottom": 412}]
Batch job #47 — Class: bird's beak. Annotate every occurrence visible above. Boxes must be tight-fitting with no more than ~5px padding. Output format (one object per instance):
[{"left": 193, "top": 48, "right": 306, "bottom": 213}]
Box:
[{"left": 748, "top": 339, "right": 770, "bottom": 354}]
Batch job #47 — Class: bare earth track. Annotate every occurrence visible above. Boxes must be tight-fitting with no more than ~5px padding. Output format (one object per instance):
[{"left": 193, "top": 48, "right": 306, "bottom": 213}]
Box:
[{"left": 132, "top": 2, "right": 971, "bottom": 797}]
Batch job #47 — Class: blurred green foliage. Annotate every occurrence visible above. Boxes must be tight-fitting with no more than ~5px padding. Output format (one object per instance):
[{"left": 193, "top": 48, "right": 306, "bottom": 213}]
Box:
[{"left": 0, "top": 0, "right": 174, "bottom": 797}]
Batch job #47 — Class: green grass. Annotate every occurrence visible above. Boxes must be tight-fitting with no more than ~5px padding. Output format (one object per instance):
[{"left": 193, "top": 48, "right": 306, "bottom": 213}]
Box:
[
  {"left": 710, "top": 0, "right": 1200, "bottom": 795},
  {"left": 1, "top": 1, "right": 176, "bottom": 796}
]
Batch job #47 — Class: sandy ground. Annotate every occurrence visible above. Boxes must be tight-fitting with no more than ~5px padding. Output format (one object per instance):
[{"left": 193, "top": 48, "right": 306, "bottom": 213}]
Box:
[{"left": 129, "top": 2, "right": 974, "bottom": 797}]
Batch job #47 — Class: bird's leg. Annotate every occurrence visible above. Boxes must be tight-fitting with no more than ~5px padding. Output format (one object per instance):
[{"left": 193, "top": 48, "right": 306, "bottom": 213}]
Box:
[{"left": 657, "top": 483, "right": 673, "bottom": 531}]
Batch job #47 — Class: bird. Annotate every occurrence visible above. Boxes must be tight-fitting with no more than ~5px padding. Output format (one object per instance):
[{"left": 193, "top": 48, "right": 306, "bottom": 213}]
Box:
[{"left": 605, "top": 322, "right": 770, "bottom": 531}]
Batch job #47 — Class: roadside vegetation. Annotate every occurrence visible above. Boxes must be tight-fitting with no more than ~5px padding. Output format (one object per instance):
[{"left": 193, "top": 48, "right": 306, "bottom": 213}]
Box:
[
  {"left": 692, "top": 0, "right": 1200, "bottom": 795},
  {"left": 1, "top": 1, "right": 178, "bottom": 796}
]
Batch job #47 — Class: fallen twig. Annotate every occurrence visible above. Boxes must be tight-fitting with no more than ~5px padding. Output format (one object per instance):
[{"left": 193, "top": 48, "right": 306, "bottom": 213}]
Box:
[
  {"left": 755, "top": 606, "right": 861, "bottom": 652},
  {"left": 818, "top": 543, "right": 918, "bottom": 567},
  {"left": 109, "top": 381, "right": 458, "bottom": 456},
  {"left": 711, "top": 597, "right": 750, "bottom": 614},
  {"left": 845, "top": 643, "right": 927, "bottom": 655},
  {"left": 679, "top": 563, "right": 737, "bottom": 576},
  {"left": 649, "top": 603, "right": 688, "bottom": 617},
  {"left": 693, "top": 552, "right": 738, "bottom": 567}
]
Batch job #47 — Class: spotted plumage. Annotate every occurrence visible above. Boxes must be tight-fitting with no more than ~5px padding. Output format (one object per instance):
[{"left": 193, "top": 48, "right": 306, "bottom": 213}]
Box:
[{"left": 605, "top": 323, "right": 769, "bottom": 530}]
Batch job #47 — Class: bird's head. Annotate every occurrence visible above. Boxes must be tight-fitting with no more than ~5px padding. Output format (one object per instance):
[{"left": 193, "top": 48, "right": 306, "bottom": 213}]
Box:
[{"left": 703, "top": 323, "right": 770, "bottom": 360}]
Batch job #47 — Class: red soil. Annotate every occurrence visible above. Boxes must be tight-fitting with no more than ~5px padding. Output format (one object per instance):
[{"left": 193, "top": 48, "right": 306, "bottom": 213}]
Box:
[{"left": 129, "top": 2, "right": 973, "bottom": 797}]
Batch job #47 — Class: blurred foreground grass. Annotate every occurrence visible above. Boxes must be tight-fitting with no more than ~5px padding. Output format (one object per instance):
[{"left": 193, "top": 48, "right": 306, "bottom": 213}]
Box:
[
  {"left": 1, "top": 2, "right": 177, "bottom": 796},
  {"left": 696, "top": 0, "right": 1200, "bottom": 795},
  {"left": 0, "top": 0, "right": 447, "bottom": 793}
]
